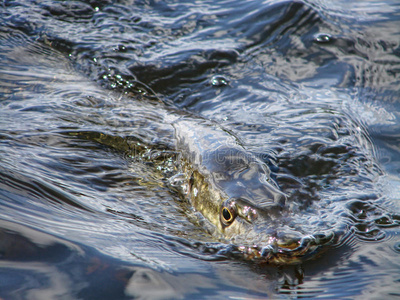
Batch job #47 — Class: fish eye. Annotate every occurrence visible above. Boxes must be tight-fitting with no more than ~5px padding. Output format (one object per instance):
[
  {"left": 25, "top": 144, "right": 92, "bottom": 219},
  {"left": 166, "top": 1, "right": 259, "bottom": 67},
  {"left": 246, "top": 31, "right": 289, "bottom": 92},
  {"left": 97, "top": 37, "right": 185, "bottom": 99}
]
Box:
[
  {"left": 221, "top": 205, "right": 236, "bottom": 226},
  {"left": 222, "top": 207, "right": 233, "bottom": 222}
]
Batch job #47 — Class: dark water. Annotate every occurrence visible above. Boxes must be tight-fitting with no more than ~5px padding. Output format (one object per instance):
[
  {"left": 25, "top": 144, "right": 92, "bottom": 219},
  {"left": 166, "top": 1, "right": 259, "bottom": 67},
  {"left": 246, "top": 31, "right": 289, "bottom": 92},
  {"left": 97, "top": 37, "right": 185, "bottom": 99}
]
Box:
[{"left": 1, "top": 0, "right": 400, "bottom": 298}]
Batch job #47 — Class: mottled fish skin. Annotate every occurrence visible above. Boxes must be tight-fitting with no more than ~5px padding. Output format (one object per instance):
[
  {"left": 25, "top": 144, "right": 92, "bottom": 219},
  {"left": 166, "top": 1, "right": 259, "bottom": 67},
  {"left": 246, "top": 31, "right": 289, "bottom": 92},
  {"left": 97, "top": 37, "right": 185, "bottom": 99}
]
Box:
[{"left": 173, "top": 117, "right": 333, "bottom": 264}]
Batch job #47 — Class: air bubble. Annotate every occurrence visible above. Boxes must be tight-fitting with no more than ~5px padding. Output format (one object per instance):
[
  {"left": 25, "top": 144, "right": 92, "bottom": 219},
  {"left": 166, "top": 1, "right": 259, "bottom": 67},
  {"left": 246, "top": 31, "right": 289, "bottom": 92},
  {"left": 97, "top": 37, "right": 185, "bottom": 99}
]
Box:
[
  {"left": 314, "top": 33, "right": 333, "bottom": 44},
  {"left": 210, "top": 75, "right": 229, "bottom": 87},
  {"left": 115, "top": 44, "right": 127, "bottom": 52}
]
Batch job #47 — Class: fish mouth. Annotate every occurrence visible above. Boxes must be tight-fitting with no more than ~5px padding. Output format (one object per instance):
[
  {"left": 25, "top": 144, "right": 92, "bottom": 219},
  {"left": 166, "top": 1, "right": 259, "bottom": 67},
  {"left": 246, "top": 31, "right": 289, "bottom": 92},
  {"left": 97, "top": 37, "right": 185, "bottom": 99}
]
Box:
[{"left": 237, "top": 232, "right": 335, "bottom": 264}]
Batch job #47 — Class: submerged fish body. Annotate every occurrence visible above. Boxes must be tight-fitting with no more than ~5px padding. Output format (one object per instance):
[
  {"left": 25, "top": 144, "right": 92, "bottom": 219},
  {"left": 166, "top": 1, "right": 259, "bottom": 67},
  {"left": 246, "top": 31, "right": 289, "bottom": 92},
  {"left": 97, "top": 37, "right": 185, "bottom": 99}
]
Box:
[{"left": 173, "top": 118, "right": 334, "bottom": 264}]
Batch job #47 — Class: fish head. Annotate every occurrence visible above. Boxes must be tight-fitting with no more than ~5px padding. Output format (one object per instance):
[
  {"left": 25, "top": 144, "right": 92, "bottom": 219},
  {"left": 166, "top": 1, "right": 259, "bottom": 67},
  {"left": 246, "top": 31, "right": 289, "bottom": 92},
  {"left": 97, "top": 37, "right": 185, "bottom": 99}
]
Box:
[
  {"left": 183, "top": 143, "right": 334, "bottom": 264},
  {"left": 200, "top": 146, "right": 334, "bottom": 263}
]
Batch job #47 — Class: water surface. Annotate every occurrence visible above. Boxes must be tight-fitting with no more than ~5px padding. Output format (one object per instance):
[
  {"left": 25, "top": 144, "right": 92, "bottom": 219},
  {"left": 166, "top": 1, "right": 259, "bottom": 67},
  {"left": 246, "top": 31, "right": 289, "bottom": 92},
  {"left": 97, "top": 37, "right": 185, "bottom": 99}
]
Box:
[{"left": 1, "top": 0, "right": 400, "bottom": 298}]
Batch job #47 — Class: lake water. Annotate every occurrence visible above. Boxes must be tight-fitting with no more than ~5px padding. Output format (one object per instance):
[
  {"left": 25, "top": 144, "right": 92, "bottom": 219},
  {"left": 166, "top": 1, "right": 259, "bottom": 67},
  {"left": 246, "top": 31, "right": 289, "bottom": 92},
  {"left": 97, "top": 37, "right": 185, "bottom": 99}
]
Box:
[{"left": 1, "top": 0, "right": 400, "bottom": 298}]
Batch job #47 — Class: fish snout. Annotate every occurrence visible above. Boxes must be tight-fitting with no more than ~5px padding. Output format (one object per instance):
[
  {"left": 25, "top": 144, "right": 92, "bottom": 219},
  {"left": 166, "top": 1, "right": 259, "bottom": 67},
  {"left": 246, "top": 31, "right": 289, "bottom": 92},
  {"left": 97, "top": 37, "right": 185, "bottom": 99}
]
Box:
[{"left": 239, "top": 231, "right": 335, "bottom": 264}]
